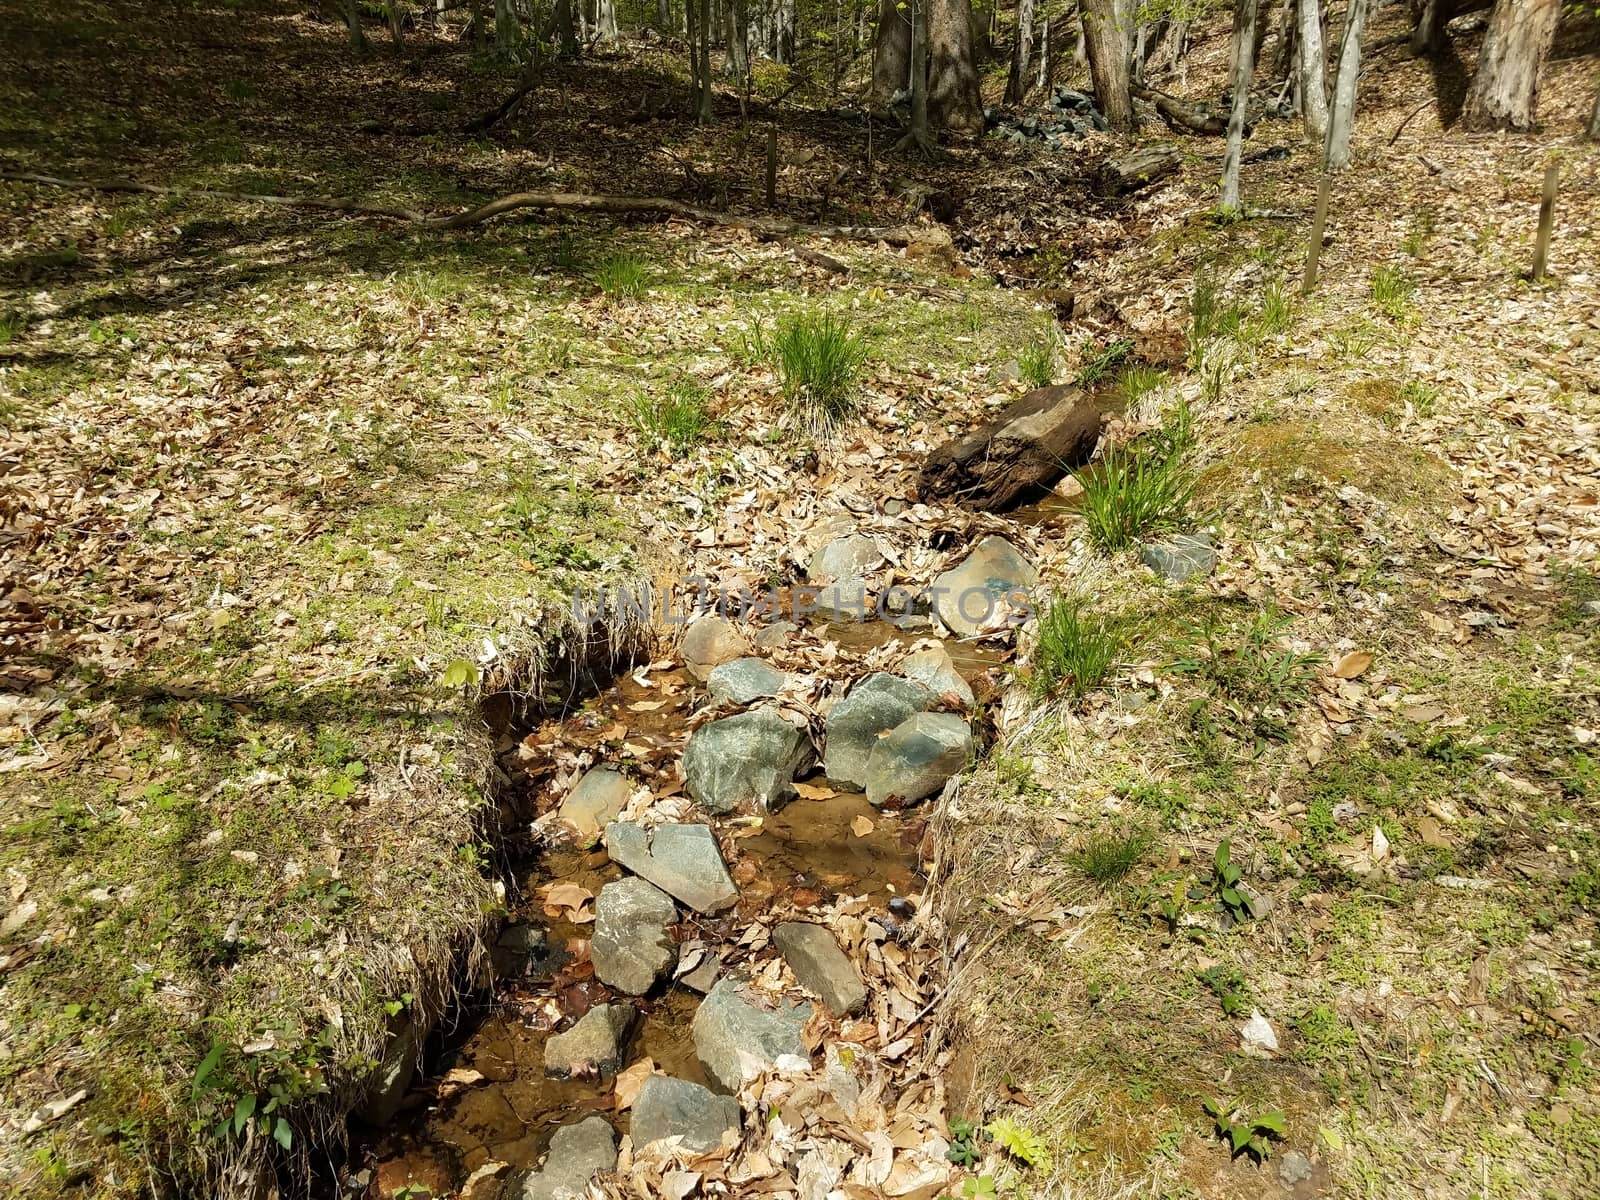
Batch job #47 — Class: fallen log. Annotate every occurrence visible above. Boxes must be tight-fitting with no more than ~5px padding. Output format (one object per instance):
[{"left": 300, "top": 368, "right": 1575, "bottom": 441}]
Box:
[
  {"left": 1097, "top": 143, "right": 1182, "bottom": 196},
  {"left": 917, "top": 385, "right": 1102, "bottom": 512},
  {"left": 1132, "top": 85, "right": 1231, "bottom": 137},
  {"left": 0, "top": 172, "right": 950, "bottom": 248},
  {"left": 462, "top": 64, "right": 546, "bottom": 134}
]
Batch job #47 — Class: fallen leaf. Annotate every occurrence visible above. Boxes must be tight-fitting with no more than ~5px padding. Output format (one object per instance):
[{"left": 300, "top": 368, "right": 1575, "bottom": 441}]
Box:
[
  {"left": 1333, "top": 650, "right": 1374, "bottom": 679},
  {"left": 794, "top": 781, "right": 836, "bottom": 801},
  {"left": 615, "top": 1058, "right": 655, "bottom": 1110},
  {"left": 540, "top": 881, "right": 595, "bottom": 922},
  {"left": 851, "top": 814, "right": 875, "bottom": 838}
]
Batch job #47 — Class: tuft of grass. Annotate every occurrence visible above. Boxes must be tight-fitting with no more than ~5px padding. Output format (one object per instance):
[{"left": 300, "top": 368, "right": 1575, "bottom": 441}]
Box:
[
  {"left": 1370, "top": 266, "right": 1415, "bottom": 321},
  {"left": 1069, "top": 822, "right": 1155, "bottom": 888},
  {"left": 1245, "top": 278, "right": 1292, "bottom": 342},
  {"left": 1080, "top": 442, "right": 1193, "bottom": 552},
  {"left": 1076, "top": 336, "right": 1134, "bottom": 388},
  {"left": 1031, "top": 595, "right": 1133, "bottom": 699},
  {"left": 1191, "top": 275, "right": 1244, "bottom": 350},
  {"left": 1400, "top": 377, "right": 1440, "bottom": 417},
  {"left": 771, "top": 310, "right": 867, "bottom": 429},
  {"left": 0, "top": 311, "right": 24, "bottom": 346},
  {"left": 1018, "top": 325, "right": 1056, "bottom": 387},
  {"left": 1116, "top": 364, "right": 1168, "bottom": 408},
  {"left": 632, "top": 378, "right": 714, "bottom": 455},
  {"left": 594, "top": 253, "right": 649, "bottom": 299}
]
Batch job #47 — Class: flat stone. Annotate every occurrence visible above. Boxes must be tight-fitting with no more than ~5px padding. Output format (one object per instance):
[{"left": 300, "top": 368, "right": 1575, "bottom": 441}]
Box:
[
  {"left": 864, "top": 712, "right": 974, "bottom": 808},
  {"left": 604, "top": 822, "right": 739, "bottom": 913},
  {"left": 706, "top": 657, "right": 789, "bottom": 706},
  {"left": 809, "top": 531, "right": 885, "bottom": 583},
  {"left": 1240, "top": 1009, "right": 1279, "bottom": 1056},
  {"left": 544, "top": 1003, "right": 636, "bottom": 1079},
  {"left": 557, "top": 767, "right": 632, "bottom": 847},
  {"left": 511, "top": 1116, "right": 617, "bottom": 1200},
  {"left": 681, "top": 707, "right": 814, "bottom": 814},
  {"left": 810, "top": 576, "right": 872, "bottom": 623},
  {"left": 590, "top": 878, "right": 678, "bottom": 995},
  {"left": 753, "top": 620, "right": 799, "bottom": 652},
  {"left": 630, "top": 1075, "right": 741, "bottom": 1154},
  {"left": 680, "top": 616, "right": 749, "bottom": 681},
  {"left": 823, "top": 673, "right": 933, "bottom": 790},
  {"left": 930, "top": 536, "right": 1038, "bottom": 636},
  {"left": 1140, "top": 532, "right": 1217, "bottom": 582},
  {"left": 898, "top": 644, "right": 975, "bottom": 708},
  {"left": 1278, "top": 1149, "right": 1313, "bottom": 1185},
  {"left": 692, "top": 978, "right": 813, "bottom": 1093},
  {"left": 773, "top": 922, "right": 867, "bottom": 1016}
]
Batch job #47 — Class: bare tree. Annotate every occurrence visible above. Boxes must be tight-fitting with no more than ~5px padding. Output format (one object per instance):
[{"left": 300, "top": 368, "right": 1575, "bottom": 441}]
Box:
[
  {"left": 340, "top": 0, "right": 369, "bottom": 52},
  {"left": 1463, "top": 0, "right": 1562, "bottom": 131},
  {"left": 551, "top": 0, "right": 579, "bottom": 55},
  {"left": 871, "top": 0, "right": 912, "bottom": 110},
  {"left": 1221, "top": 0, "right": 1261, "bottom": 212},
  {"left": 1006, "top": 0, "right": 1036, "bottom": 104},
  {"left": 896, "top": 0, "right": 937, "bottom": 152},
  {"left": 1298, "top": 0, "right": 1329, "bottom": 141},
  {"left": 928, "top": 0, "right": 984, "bottom": 133},
  {"left": 1410, "top": 0, "right": 1446, "bottom": 55},
  {"left": 1323, "top": 0, "right": 1370, "bottom": 170},
  {"left": 1591, "top": 80, "right": 1600, "bottom": 140},
  {"left": 596, "top": 0, "right": 620, "bottom": 40},
  {"left": 1081, "top": 0, "right": 1136, "bottom": 131},
  {"left": 726, "top": 0, "right": 750, "bottom": 79}
]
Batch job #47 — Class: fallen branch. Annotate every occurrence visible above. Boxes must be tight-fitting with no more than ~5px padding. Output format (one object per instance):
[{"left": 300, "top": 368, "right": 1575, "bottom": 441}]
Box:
[
  {"left": 1132, "top": 84, "right": 1230, "bottom": 137},
  {"left": 462, "top": 63, "right": 546, "bottom": 134},
  {"left": 0, "top": 171, "right": 947, "bottom": 247}
]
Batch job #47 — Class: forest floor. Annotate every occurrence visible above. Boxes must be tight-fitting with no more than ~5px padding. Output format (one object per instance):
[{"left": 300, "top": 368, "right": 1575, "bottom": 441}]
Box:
[{"left": 2, "top": 2, "right": 1599, "bottom": 1200}]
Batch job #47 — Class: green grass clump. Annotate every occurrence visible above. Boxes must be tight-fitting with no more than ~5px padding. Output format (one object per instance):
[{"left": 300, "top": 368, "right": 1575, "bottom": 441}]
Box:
[
  {"left": 1070, "top": 822, "right": 1155, "bottom": 888},
  {"left": 1031, "top": 594, "right": 1132, "bottom": 699},
  {"left": 1018, "top": 327, "right": 1056, "bottom": 387},
  {"left": 594, "top": 253, "right": 649, "bottom": 299},
  {"left": 1080, "top": 443, "right": 1192, "bottom": 552},
  {"left": 633, "top": 379, "right": 714, "bottom": 455},
  {"left": 1370, "top": 266, "right": 1415, "bottom": 321},
  {"left": 1246, "top": 279, "right": 1293, "bottom": 341},
  {"left": 1191, "top": 275, "right": 1245, "bottom": 349},
  {"left": 1076, "top": 336, "right": 1134, "bottom": 387},
  {"left": 1116, "top": 364, "right": 1168, "bottom": 407},
  {"left": 771, "top": 311, "right": 866, "bottom": 429},
  {"left": 0, "top": 311, "right": 25, "bottom": 346}
]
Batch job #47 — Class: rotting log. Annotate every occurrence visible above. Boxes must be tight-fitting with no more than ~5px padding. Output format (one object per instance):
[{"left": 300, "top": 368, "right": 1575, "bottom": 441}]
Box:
[
  {"left": 917, "top": 385, "right": 1102, "bottom": 512},
  {"left": 1097, "top": 143, "right": 1182, "bottom": 196},
  {"left": 1132, "top": 84, "right": 1231, "bottom": 136}
]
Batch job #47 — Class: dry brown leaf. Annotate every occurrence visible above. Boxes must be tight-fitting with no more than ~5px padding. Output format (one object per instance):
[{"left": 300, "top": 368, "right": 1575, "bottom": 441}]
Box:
[
  {"left": 540, "top": 881, "right": 596, "bottom": 922},
  {"left": 1332, "top": 650, "right": 1374, "bottom": 679},
  {"left": 615, "top": 1057, "right": 655, "bottom": 1110},
  {"left": 851, "top": 814, "right": 875, "bottom": 838},
  {"left": 794, "top": 781, "right": 836, "bottom": 801}
]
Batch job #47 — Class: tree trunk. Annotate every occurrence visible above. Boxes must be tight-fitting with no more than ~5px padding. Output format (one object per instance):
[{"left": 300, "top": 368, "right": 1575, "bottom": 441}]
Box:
[
  {"left": 1323, "top": 0, "right": 1370, "bottom": 171},
  {"left": 1221, "top": 0, "right": 1261, "bottom": 212},
  {"left": 1098, "top": 143, "right": 1182, "bottom": 194},
  {"left": 896, "top": 0, "right": 937, "bottom": 152},
  {"left": 1006, "top": 0, "right": 1035, "bottom": 104},
  {"left": 1462, "top": 0, "right": 1561, "bottom": 131},
  {"left": 928, "top": 0, "right": 984, "bottom": 134},
  {"left": 1410, "top": 0, "right": 1446, "bottom": 55},
  {"left": 1298, "top": 0, "right": 1329, "bottom": 142},
  {"left": 871, "top": 0, "right": 912, "bottom": 110},
  {"left": 659, "top": 0, "right": 672, "bottom": 32},
  {"left": 341, "top": 0, "right": 369, "bottom": 51},
  {"left": 552, "top": 0, "right": 579, "bottom": 55},
  {"left": 596, "top": 0, "right": 619, "bottom": 40},
  {"left": 774, "top": 0, "right": 796, "bottom": 61},
  {"left": 698, "top": 0, "right": 715, "bottom": 120},
  {"left": 918, "top": 385, "right": 1102, "bottom": 511},
  {"left": 1081, "top": 0, "right": 1136, "bottom": 131},
  {"left": 727, "top": 0, "right": 750, "bottom": 77},
  {"left": 1038, "top": 15, "right": 1052, "bottom": 93}
]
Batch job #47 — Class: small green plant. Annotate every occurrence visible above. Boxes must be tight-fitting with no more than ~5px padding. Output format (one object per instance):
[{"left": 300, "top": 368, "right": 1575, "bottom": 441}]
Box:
[
  {"left": 1116, "top": 364, "right": 1168, "bottom": 407},
  {"left": 0, "top": 311, "right": 24, "bottom": 346},
  {"left": 734, "top": 318, "right": 771, "bottom": 367},
  {"left": 1031, "top": 595, "right": 1130, "bottom": 699},
  {"left": 1191, "top": 276, "right": 1245, "bottom": 350},
  {"left": 1370, "top": 266, "right": 1415, "bottom": 321},
  {"left": 1198, "top": 964, "right": 1249, "bottom": 1016},
  {"left": 547, "top": 231, "right": 584, "bottom": 272},
  {"left": 1069, "top": 823, "right": 1154, "bottom": 888},
  {"left": 1246, "top": 279, "right": 1292, "bottom": 341},
  {"left": 382, "top": 992, "right": 415, "bottom": 1018},
  {"left": 1211, "top": 839, "right": 1256, "bottom": 923},
  {"left": 633, "top": 379, "right": 714, "bottom": 455},
  {"left": 986, "top": 1115, "right": 1052, "bottom": 1171},
  {"left": 1400, "top": 377, "right": 1439, "bottom": 416},
  {"left": 771, "top": 311, "right": 867, "bottom": 429},
  {"left": 1017, "top": 326, "right": 1056, "bottom": 387},
  {"left": 946, "top": 1117, "right": 986, "bottom": 1166},
  {"left": 1076, "top": 336, "right": 1134, "bottom": 387},
  {"left": 1402, "top": 209, "right": 1437, "bottom": 257},
  {"left": 960, "top": 1177, "right": 998, "bottom": 1200},
  {"left": 594, "top": 253, "right": 649, "bottom": 299},
  {"left": 1202, "top": 1097, "right": 1285, "bottom": 1161},
  {"left": 1079, "top": 442, "right": 1193, "bottom": 551}
]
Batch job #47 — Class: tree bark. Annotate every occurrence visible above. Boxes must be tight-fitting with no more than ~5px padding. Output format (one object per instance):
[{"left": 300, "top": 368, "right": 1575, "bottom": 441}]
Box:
[
  {"left": 1006, "top": 0, "right": 1036, "bottom": 104},
  {"left": 1098, "top": 143, "right": 1182, "bottom": 194},
  {"left": 1462, "top": 0, "right": 1561, "bottom": 132},
  {"left": 1081, "top": 0, "right": 1136, "bottom": 132},
  {"left": 1590, "top": 80, "right": 1600, "bottom": 140},
  {"left": 726, "top": 0, "right": 750, "bottom": 78},
  {"left": 928, "top": 0, "right": 984, "bottom": 134},
  {"left": 551, "top": 0, "right": 579, "bottom": 55},
  {"left": 1323, "top": 0, "right": 1370, "bottom": 171},
  {"left": 1298, "top": 0, "right": 1329, "bottom": 141},
  {"left": 341, "top": 0, "right": 369, "bottom": 51},
  {"left": 896, "top": 0, "right": 937, "bottom": 152},
  {"left": 596, "top": 0, "right": 619, "bottom": 40},
  {"left": 697, "top": 0, "right": 715, "bottom": 121},
  {"left": 659, "top": 0, "right": 672, "bottom": 33},
  {"left": 1410, "top": 0, "right": 1446, "bottom": 55},
  {"left": 1133, "top": 84, "right": 1229, "bottom": 135},
  {"left": 918, "top": 386, "right": 1102, "bottom": 511},
  {"left": 870, "top": 0, "right": 912, "bottom": 109},
  {"left": 1221, "top": 0, "right": 1261, "bottom": 212}
]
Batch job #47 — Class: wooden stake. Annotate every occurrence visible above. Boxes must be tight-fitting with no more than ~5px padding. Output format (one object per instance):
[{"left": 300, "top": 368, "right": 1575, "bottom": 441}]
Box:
[
  {"left": 1301, "top": 172, "right": 1331, "bottom": 296},
  {"left": 1532, "top": 161, "right": 1558, "bottom": 282},
  {"left": 765, "top": 127, "right": 777, "bottom": 207}
]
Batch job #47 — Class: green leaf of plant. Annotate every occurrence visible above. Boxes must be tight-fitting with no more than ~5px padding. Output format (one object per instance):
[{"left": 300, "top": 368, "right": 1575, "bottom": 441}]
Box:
[
  {"left": 191, "top": 1041, "right": 224, "bottom": 1100},
  {"left": 232, "top": 1093, "right": 255, "bottom": 1136},
  {"left": 1229, "top": 1122, "right": 1251, "bottom": 1153},
  {"left": 1254, "top": 1110, "right": 1287, "bottom": 1136},
  {"left": 1215, "top": 840, "right": 1231, "bottom": 872},
  {"left": 441, "top": 658, "right": 479, "bottom": 688},
  {"left": 1221, "top": 887, "right": 1241, "bottom": 906},
  {"left": 272, "top": 1117, "right": 293, "bottom": 1150},
  {"left": 1201, "top": 1096, "right": 1223, "bottom": 1118}
]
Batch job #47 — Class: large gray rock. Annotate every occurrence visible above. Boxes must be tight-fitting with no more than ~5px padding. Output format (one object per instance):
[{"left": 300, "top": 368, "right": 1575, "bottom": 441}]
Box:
[
  {"left": 809, "top": 531, "right": 885, "bottom": 583},
  {"left": 930, "top": 535, "right": 1038, "bottom": 636},
  {"left": 604, "top": 822, "right": 739, "bottom": 914},
  {"left": 359, "top": 1017, "right": 420, "bottom": 1126},
  {"left": 1140, "top": 532, "right": 1217, "bottom": 582},
  {"left": 681, "top": 707, "right": 814, "bottom": 814},
  {"left": 864, "top": 713, "right": 974, "bottom": 808},
  {"left": 773, "top": 922, "right": 867, "bottom": 1016},
  {"left": 680, "top": 616, "right": 749, "bottom": 681},
  {"left": 630, "top": 1075, "right": 741, "bottom": 1154},
  {"left": 512, "top": 1116, "right": 618, "bottom": 1200},
  {"left": 898, "top": 644, "right": 976, "bottom": 708},
  {"left": 590, "top": 878, "right": 678, "bottom": 995},
  {"left": 544, "top": 1003, "right": 636, "bottom": 1079},
  {"left": 823, "top": 674, "right": 933, "bottom": 790},
  {"left": 707, "top": 657, "right": 789, "bottom": 706},
  {"left": 692, "top": 978, "right": 813, "bottom": 1093},
  {"left": 558, "top": 767, "right": 632, "bottom": 847}
]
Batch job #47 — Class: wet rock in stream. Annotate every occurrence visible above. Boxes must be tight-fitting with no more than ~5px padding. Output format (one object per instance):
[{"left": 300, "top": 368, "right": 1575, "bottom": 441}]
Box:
[
  {"left": 773, "top": 922, "right": 867, "bottom": 1016},
  {"left": 591, "top": 878, "right": 678, "bottom": 995},
  {"left": 930, "top": 535, "right": 1038, "bottom": 636},
  {"left": 706, "top": 656, "right": 789, "bottom": 706},
  {"left": 808, "top": 530, "right": 885, "bottom": 583},
  {"left": 692, "top": 977, "right": 813, "bottom": 1093},
  {"left": 823, "top": 673, "right": 934, "bottom": 790},
  {"left": 681, "top": 706, "right": 813, "bottom": 813},
  {"left": 898, "top": 644, "right": 976, "bottom": 709},
  {"left": 865, "top": 712, "right": 975, "bottom": 808},
  {"left": 507, "top": 1115, "right": 617, "bottom": 1200},
  {"left": 1140, "top": 531, "right": 1218, "bottom": 582},
  {"left": 680, "top": 615, "right": 749, "bottom": 681},
  {"left": 556, "top": 766, "right": 631, "bottom": 847},
  {"left": 543, "top": 1002, "right": 637, "bottom": 1079},
  {"left": 604, "top": 821, "right": 739, "bottom": 913},
  {"left": 630, "top": 1075, "right": 741, "bottom": 1153}
]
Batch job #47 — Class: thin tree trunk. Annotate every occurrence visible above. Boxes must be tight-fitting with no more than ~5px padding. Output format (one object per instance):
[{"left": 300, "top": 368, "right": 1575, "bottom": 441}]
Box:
[
  {"left": 596, "top": 0, "right": 619, "bottom": 40},
  {"left": 1081, "top": 0, "right": 1136, "bottom": 131},
  {"left": 659, "top": 0, "right": 672, "bottom": 32},
  {"left": 928, "top": 0, "right": 984, "bottom": 133},
  {"left": 1462, "top": 0, "right": 1561, "bottom": 132},
  {"left": 727, "top": 0, "right": 750, "bottom": 77},
  {"left": 774, "top": 0, "right": 796, "bottom": 61},
  {"left": 1006, "top": 0, "right": 1036, "bottom": 104},
  {"left": 895, "top": 0, "right": 937, "bottom": 152},
  {"left": 1221, "top": 0, "right": 1261, "bottom": 212},
  {"left": 870, "top": 0, "right": 912, "bottom": 110},
  {"left": 552, "top": 0, "right": 579, "bottom": 55},
  {"left": 341, "top": 0, "right": 369, "bottom": 51},
  {"left": 1410, "top": 0, "right": 1445, "bottom": 55},
  {"left": 697, "top": 0, "right": 715, "bottom": 120},
  {"left": 1039, "top": 15, "right": 1052, "bottom": 92},
  {"left": 1323, "top": 0, "right": 1370, "bottom": 171},
  {"left": 1298, "top": 0, "right": 1329, "bottom": 142},
  {"left": 1590, "top": 81, "right": 1600, "bottom": 140}
]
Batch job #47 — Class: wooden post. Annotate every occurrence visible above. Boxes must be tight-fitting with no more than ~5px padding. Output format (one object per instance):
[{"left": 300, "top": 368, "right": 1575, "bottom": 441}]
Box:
[
  {"left": 1301, "top": 172, "right": 1331, "bottom": 296},
  {"left": 1532, "top": 161, "right": 1557, "bottom": 282},
  {"left": 765, "top": 126, "right": 777, "bottom": 207}
]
